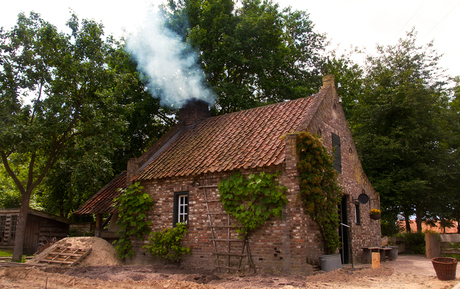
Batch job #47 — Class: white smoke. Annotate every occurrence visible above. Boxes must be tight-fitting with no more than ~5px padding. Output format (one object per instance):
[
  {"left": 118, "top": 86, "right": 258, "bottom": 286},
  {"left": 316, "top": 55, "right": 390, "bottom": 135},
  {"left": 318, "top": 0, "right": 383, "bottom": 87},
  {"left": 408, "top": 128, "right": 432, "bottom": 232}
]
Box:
[{"left": 125, "top": 11, "right": 215, "bottom": 109}]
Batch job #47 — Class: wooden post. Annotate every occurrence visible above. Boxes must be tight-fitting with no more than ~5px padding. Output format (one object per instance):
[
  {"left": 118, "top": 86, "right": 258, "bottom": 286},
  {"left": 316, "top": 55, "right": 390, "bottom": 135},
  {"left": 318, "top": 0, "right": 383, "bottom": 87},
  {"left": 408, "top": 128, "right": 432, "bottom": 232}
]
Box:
[
  {"left": 372, "top": 252, "right": 380, "bottom": 269},
  {"left": 95, "top": 213, "right": 103, "bottom": 237}
]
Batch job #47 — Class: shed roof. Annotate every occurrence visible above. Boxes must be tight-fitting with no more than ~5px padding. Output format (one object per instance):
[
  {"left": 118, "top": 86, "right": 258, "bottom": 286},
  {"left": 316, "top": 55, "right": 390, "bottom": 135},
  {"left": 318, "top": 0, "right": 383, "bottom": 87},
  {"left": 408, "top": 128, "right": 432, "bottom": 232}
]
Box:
[
  {"left": 134, "top": 93, "right": 322, "bottom": 181},
  {"left": 73, "top": 171, "right": 127, "bottom": 215}
]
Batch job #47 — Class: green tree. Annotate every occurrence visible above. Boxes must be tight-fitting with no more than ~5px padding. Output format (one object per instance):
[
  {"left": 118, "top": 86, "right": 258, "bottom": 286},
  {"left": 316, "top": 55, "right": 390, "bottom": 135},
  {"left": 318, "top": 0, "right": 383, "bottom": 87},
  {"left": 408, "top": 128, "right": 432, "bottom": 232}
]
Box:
[
  {"left": 162, "top": 0, "right": 326, "bottom": 113},
  {"left": 353, "top": 31, "right": 451, "bottom": 232},
  {"left": 36, "top": 41, "right": 175, "bottom": 218},
  {"left": 0, "top": 12, "right": 126, "bottom": 260}
]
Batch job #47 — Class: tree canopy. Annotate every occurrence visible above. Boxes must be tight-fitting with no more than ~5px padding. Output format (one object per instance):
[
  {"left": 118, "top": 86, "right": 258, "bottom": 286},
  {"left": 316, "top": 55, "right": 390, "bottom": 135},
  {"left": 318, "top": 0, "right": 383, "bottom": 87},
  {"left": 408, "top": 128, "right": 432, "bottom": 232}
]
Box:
[
  {"left": 349, "top": 31, "right": 458, "bottom": 232},
  {"left": 0, "top": 12, "right": 128, "bottom": 260},
  {"left": 161, "top": 0, "right": 326, "bottom": 113}
]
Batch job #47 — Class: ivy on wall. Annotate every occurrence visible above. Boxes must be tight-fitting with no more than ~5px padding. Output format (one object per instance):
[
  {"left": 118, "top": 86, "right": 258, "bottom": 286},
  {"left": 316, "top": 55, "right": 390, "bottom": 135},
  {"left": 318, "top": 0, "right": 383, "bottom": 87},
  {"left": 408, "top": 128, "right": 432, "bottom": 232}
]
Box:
[
  {"left": 113, "top": 182, "right": 154, "bottom": 259},
  {"left": 296, "top": 131, "right": 343, "bottom": 255},
  {"left": 219, "top": 172, "right": 288, "bottom": 239}
]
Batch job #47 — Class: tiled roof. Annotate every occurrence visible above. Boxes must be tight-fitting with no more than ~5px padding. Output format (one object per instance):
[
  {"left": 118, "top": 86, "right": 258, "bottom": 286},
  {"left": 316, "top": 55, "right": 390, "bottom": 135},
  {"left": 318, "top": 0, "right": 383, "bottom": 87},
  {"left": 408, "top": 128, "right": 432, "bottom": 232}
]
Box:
[
  {"left": 135, "top": 95, "right": 319, "bottom": 181},
  {"left": 74, "top": 171, "right": 127, "bottom": 215}
]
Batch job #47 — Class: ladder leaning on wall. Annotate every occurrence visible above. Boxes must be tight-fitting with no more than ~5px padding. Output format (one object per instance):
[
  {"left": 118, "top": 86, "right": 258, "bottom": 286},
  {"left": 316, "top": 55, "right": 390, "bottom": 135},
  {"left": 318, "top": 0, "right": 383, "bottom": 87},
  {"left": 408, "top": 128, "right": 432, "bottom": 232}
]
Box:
[{"left": 200, "top": 184, "right": 249, "bottom": 272}]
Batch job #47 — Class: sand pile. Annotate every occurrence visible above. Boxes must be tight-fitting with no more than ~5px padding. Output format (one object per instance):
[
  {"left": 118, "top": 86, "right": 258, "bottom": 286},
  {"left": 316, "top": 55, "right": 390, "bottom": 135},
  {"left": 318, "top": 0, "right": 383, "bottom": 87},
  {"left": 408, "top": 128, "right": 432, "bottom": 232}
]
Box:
[{"left": 27, "top": 237, "right": 122, "bottom": 267}]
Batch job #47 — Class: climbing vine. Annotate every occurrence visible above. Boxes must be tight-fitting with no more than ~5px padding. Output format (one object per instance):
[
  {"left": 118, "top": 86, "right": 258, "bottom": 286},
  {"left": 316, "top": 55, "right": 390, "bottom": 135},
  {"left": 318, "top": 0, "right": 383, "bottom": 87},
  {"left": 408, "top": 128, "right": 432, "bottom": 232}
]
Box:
[
  {"left": 296, "top": 131, "right": 343, "bottom": 255},
  {"left": 218, "top": 172, "right": 288, "bottom": 239},
  {"left": 113, "top": 182, "right": 154, "bottom": 259},
  {"left": 143, "top": 222, "right": 191, "bottom": 263}
]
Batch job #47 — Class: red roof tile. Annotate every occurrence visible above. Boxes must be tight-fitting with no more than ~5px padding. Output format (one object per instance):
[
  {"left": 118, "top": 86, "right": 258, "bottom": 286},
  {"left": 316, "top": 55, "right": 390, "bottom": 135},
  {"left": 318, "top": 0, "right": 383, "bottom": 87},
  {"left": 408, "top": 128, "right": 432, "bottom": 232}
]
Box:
[
  {"left": 135, "top": 95, "right": 318, "bottom": 181},
  {"left": 74, "top": 171, "right": 127, "bottom": 215}
]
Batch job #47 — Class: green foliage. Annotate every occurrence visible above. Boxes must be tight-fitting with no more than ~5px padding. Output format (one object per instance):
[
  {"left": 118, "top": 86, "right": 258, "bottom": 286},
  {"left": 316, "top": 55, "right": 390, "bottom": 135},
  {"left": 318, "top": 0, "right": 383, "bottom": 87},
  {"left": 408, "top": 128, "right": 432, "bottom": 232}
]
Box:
[
  {"left": 143, "top": 222, "right": 191, "bottom": 263},
  {"left": 352, "top": 30, "right": 456, "bottom": 231},
  {"left": 113, "top": 182, "right": 154, "bottom": 259},
  {"left": 218, "top": 172, "right": 288, "bottom": 239},
  {"left": 401, "top": 232, "right": 426, "bottom": 254},
  {"left": 441, "top": 254, "right": 460, "bottom": 261},
  {"left": 0, "top": 250, "right": 12, "bottom": 257},
  {"left": 0, "top": 12, "right": 130, "bottom": 260},
  {"left": 162, "top": 0, "right": 326, "bottom": 113},
  {"left": 296, "top": 131, "right": 343, "bottom": 255}
]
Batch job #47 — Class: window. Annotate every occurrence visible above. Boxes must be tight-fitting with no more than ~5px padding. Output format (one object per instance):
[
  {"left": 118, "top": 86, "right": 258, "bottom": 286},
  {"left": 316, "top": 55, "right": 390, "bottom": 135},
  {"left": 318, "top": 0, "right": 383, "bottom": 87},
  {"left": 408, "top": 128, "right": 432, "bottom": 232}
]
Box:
[
  {"left": 355, "top": 203, "right": 361, "bottom": 225},
  {"left": 10, "top": 215, "right": 17, "bottom": 242},
  {"left": 0, "top": 216, "right": 6, "bottom": 243},
  {"left": 332, "top": 133, "right": 342, "bottom": 173},
  {"left": 173, "top": 192, "right": 189, "bottom": 226}
]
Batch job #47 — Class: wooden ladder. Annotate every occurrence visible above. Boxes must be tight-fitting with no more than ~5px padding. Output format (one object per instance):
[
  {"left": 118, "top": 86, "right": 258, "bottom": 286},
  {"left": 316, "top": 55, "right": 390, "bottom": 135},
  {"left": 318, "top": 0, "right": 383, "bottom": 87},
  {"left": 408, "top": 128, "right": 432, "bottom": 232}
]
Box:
[{"left": 201, "top": 185, "right": 247, "bottom": 272}]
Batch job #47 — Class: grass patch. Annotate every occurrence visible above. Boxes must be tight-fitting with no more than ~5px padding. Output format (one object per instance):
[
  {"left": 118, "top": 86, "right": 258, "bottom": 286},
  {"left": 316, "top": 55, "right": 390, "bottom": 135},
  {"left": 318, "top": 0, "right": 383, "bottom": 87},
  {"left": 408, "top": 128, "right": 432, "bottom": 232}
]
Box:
[
  {"left": 441, "top": 254, "right": 460, "bottom": 261},
  {"left": 0, "top": 250, "right": 13, "bottom": 257}
]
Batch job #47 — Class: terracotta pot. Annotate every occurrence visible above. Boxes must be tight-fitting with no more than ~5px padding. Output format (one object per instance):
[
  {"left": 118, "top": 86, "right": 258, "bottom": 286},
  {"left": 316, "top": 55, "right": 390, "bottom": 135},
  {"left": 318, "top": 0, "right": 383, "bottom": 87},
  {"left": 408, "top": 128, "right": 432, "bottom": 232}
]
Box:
[{"left": 370, "top": 213, "right": 381, "bottom": 220}]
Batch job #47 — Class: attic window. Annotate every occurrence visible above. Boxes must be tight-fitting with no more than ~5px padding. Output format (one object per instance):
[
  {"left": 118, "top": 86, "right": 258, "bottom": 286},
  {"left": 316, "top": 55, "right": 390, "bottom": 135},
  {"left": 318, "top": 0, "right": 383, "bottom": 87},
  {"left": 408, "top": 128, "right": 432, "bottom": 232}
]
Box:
[
  {"left": 173, "top": 192, "right": 189, "bottom": 226},
  {"left": 332, "top": 133, "right": 342, "bottom": 174}
]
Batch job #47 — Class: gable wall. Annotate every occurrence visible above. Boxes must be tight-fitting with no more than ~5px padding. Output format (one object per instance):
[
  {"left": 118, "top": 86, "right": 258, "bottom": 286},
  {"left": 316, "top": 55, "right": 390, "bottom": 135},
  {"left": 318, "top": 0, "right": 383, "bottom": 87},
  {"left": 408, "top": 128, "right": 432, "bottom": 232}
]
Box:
[{"left": 301, "top": 85, "right": 381, "bottom": 262}]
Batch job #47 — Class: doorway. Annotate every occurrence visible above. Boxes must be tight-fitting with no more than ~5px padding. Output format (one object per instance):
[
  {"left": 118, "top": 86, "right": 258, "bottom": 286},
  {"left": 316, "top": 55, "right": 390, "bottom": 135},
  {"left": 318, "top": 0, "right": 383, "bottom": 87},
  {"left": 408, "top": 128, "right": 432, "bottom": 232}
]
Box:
[{"left": 339, "top": 195, "right": 350, "bottom": 264}]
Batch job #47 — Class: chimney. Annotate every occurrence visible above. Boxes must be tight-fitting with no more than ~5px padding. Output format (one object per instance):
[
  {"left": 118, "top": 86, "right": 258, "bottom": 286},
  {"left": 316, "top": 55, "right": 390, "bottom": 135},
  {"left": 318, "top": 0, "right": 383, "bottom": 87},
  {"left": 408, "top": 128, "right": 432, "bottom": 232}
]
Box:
[
  {"left": 178, "top": 98, "right": 210, "bottom": 126},
  {"left": 322, "top": 74, "right": 335, "bottom": 88}
]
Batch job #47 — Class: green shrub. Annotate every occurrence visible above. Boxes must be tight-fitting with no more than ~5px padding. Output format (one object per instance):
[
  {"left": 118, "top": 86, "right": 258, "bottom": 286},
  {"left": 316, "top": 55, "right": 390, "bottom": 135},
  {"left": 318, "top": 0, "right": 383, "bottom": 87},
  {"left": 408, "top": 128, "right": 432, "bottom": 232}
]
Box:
[
  {"left": 143, "top": 222, "right": 191, "bottom": 263},
  {"left": 401, "top": 231, "right": 425, "bottom": 254}
]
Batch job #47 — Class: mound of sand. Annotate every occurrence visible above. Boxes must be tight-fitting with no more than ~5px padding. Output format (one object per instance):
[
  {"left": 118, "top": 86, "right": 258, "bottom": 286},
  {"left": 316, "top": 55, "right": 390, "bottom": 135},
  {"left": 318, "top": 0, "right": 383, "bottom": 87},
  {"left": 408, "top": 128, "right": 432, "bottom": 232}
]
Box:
[{"left": 27, "top": 237, "right": 122, "bottom": 267}]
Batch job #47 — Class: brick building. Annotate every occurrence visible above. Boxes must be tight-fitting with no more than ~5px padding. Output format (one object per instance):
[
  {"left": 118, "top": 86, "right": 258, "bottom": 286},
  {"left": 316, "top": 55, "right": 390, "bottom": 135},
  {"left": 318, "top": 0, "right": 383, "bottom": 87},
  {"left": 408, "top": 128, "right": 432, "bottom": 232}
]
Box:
[{"left": 79, "top": 75, "right": 380, "bottom": 274}]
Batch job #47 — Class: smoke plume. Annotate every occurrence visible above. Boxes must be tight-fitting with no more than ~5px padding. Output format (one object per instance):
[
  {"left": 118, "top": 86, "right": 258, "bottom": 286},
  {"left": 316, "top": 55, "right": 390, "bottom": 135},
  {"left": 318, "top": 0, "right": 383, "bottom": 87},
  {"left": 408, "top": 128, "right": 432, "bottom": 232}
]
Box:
[{"left": 126, "top": 11, "right": 215, "bottom": 109}]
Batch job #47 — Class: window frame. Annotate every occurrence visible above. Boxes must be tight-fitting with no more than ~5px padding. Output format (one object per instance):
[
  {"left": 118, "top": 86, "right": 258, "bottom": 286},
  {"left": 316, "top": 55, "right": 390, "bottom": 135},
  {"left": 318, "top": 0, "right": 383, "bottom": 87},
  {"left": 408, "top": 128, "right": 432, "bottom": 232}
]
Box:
[
  {"left": 173, "top": 191, "right": 189, "bottom": 226},
  {"left": 355, "top": 202, "right": 361, "bottom": 226}
]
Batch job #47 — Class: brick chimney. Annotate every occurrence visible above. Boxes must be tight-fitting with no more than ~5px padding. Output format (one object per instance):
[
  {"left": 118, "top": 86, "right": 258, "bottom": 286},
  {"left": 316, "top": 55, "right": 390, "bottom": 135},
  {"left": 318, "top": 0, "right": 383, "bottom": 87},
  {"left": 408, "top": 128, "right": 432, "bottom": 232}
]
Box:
[
  {"left": 322, "top": 74, "right": 335, "bottom": 88},
  {"left": 178, "top": 98, "right": 210, "bottom": 126}
]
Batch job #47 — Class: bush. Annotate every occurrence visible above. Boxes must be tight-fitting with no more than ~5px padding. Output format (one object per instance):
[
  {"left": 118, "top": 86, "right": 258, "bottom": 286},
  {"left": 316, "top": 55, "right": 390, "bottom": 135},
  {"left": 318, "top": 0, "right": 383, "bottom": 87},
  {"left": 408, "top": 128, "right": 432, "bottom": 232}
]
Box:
[
  {"left": 143, "top": 223, "right": 191, "bottom": 263},
  {"left": 400, "top": 231, "right": 425, "bottom": 254}
]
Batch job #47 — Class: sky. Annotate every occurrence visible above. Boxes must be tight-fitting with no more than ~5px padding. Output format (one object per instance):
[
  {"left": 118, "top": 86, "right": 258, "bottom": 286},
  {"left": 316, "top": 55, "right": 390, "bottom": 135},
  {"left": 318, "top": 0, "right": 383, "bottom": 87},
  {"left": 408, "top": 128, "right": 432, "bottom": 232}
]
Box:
[{"left": 1, "top": 0, "right": 460, "bottom": 77}]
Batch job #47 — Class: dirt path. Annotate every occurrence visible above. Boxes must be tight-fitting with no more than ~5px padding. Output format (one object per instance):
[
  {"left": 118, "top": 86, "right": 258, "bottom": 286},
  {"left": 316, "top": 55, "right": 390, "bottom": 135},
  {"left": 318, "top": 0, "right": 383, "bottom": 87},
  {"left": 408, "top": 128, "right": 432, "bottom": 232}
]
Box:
[{"left": 1, "top": 261, "right": 459, "bottom": 289}]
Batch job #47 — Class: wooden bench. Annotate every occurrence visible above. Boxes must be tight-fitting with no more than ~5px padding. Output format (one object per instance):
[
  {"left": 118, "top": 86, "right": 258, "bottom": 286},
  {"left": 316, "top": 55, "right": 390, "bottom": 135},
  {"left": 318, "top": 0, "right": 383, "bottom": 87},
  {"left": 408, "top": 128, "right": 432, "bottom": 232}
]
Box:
[{"left": 362, "top": 247, "right": 392, "bottom": 263}]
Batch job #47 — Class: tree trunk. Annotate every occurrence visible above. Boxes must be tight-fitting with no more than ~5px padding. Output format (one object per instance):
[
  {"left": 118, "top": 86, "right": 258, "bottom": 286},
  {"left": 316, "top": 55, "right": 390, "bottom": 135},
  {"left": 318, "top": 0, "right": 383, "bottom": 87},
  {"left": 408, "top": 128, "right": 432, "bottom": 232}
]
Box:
[
  {"left": 415, "top": 210, "right": 422, "bottom": 233},
  {"left": 403, "top": 212, "right": 411, "bottom": 233},
  {"left": 12, "top": 191, "right": 32, "bottom": 262}
]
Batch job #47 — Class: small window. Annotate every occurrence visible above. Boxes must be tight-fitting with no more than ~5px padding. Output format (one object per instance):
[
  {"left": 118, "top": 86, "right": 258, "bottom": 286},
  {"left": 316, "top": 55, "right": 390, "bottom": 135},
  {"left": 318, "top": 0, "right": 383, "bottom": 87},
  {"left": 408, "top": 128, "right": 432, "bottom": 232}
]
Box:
[
  {"left": 355, "top": 203, "right": 361, "bottom": 226},
  {"left": 174, "top": 192, "right": 189, "bottom": 226},
  {"left": 332, "top": 133, "right": 342, "bottom": 173},
  {"left": 10, "top": 215, "right": 17, "bottom": 242}
]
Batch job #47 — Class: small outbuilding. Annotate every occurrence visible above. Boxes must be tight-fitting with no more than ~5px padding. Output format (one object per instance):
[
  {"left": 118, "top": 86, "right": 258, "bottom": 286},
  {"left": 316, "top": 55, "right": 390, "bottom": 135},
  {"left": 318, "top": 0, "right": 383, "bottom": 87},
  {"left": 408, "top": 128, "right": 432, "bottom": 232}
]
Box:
[{"left": 0, "top": 208, "right": 70, "bottom": 254}]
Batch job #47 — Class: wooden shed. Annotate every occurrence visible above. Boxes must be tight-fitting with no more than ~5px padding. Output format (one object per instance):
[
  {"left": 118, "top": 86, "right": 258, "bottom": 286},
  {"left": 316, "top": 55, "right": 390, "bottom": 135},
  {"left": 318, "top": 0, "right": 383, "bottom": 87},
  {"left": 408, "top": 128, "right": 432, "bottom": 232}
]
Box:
[{"left": 0, "top": 208, "right": 70, "bottom": 254}]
